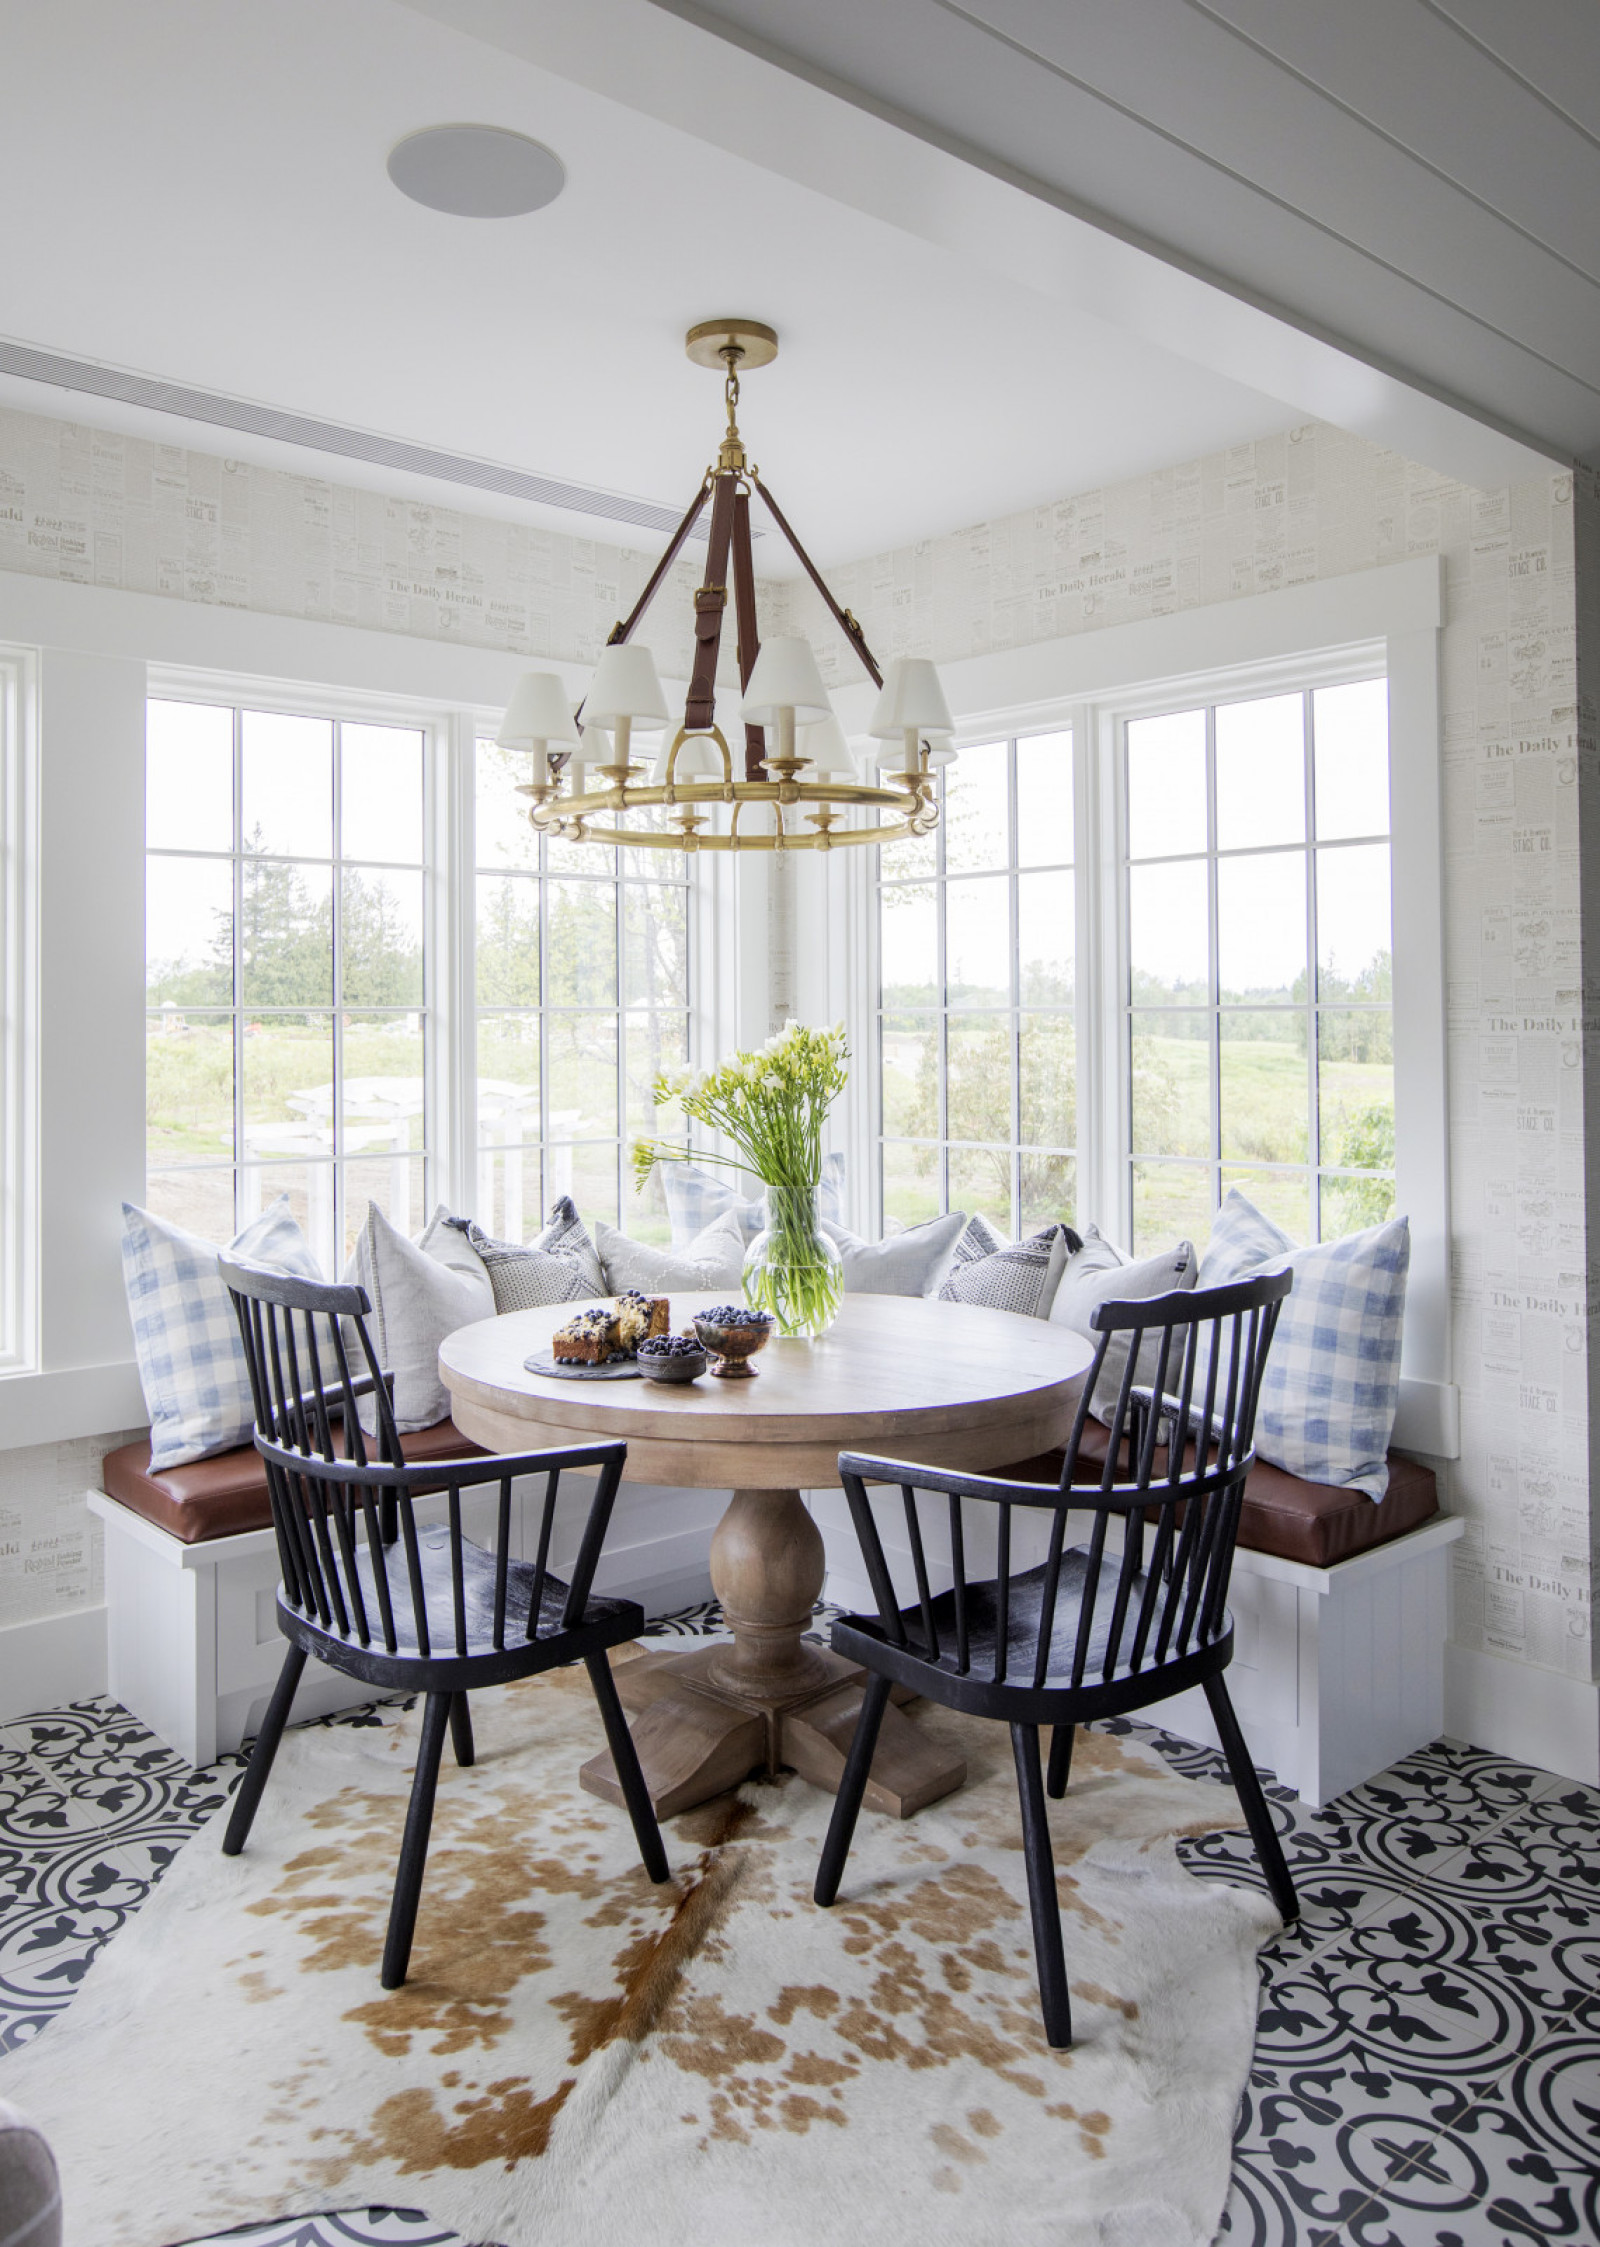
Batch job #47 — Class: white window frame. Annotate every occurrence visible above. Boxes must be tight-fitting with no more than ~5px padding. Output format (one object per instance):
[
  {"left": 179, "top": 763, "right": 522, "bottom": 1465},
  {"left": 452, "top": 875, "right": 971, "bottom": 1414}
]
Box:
[
  {"left": 0, "top": 646, "right": 39, "bottom": 1375},
  {"left": 845, "top": 558, "right": 1452, "bottom": 1455}
]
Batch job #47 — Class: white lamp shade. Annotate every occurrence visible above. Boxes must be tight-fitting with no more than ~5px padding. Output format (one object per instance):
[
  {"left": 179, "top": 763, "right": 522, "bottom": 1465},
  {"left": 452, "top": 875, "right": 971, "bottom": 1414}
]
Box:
[
  {"left": 584, "top": 643, "right": 670, "bottom": 730},
  {"left": 741, "top": 636, "right": 832, "bottom": 726},
  {"left": 925, "top": 732, "right": 959, "bottom": 768},
  {"left": 653, "top": 731, "right": 727, "bottom": 781},
  {"left": 801, "top": 716, "right": 857, "bottom": 780},
  {"left": 867, "top": 655, "right": 953, "bottom": 739},
  {"left": 497, "top": 670, "right": 580, "bottom": 749}
]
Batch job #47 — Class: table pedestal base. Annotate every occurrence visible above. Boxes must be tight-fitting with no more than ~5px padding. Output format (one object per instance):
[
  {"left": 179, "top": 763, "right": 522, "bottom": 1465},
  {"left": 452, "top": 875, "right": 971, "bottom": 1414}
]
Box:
[{"left": 579, "top": 1643, "right": 965, "bottom": 1821}]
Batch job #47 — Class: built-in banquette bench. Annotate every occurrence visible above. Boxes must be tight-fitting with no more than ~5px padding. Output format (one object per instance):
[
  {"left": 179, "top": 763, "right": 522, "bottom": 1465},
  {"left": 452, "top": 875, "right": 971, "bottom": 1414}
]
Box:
[{"left": 93, "top": 1422, "right": 1460, "bottom": 1802}]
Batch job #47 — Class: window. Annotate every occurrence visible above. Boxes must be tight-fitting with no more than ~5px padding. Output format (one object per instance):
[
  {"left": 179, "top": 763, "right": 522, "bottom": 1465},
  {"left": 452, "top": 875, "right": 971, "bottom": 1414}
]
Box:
[
  {"left": 474, "top": 740, "right": 690, "bottom": 1243},
  {"left": 877, "top": 731, "right": 1074, "bottom": 1237},
  {"left": 0, "top": 648, "right": 36, "bottom": 1372},
  {"left": 145, "top": 698, "right": 430, "bottom": 1273},
  {"left": 1124, "top": 679, "right": 1392, "bottom": 1249}
]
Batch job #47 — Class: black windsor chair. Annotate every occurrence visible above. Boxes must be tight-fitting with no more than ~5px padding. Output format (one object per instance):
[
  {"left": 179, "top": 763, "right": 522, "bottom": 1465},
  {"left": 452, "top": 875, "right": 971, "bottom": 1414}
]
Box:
[
  {"left": 218, "top": 1257, "right": 669, "bottom": 1989},
  {"left": 814, "top": 1268, "right": 1297, "bottom": 2048}
]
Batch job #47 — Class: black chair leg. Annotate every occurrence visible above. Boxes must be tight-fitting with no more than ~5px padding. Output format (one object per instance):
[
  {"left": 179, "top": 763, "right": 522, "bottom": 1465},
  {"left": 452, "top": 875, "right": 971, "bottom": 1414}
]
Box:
[
  {"left": 584, "top": 1654, "right": 669, "bottom": 1884},
  {"left": 222, "top": 1643, "right": 307, "bottom": 1857},
  {"left": 1046, "top": 1721, "right": 1075, "bottom": 1799},
  {"left": 382, "top": 1690, "right": 452, "bottom": 1990},
  {"left": 814, "top": 1672, "right": 892, "bottom": 1908},
  {"left": 1012, "top": 1722, "right": 1072, "bottom": 2048},
  {"left": 448, "top": 1692, "right": 475, "bottom": 1768},
  {"left": 1202, "top": 1672, "right": 1298, "bottom": 1925}
]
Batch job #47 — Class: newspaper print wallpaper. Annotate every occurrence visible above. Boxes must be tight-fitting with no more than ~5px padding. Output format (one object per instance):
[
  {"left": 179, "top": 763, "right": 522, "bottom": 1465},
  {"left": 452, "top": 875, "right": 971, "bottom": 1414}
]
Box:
[
  {"left": 778, "top": 423, "right": 1595, "bottom": 1687},
  {"left": 0, "top": 401, "right": 1594, "bottom": 1692}
]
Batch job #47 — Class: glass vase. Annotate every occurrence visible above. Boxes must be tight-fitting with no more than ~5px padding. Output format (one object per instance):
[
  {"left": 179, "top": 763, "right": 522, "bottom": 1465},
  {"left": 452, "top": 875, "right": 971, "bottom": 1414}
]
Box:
[{"left": 742, "top": 1182, "right": 844, "bottom": 1338}]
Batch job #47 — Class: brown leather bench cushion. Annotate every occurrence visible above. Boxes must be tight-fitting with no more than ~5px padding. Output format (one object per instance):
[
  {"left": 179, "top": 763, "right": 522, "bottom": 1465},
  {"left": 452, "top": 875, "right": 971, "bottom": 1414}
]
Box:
[
  {"left": 998, "top": 1426, "right": 1439, "bottom": 1570},
  {"left": 99, "top": 1420, "right": 487, "bottom": 1546}
]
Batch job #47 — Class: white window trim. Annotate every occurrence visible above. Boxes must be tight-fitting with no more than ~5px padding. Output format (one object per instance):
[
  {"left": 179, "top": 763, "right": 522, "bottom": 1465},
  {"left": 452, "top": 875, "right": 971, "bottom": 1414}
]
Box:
[
  {"left": 0, "top": 646, "right": 39, "bottom": 1376},
  {"left": 836, "top": 556, "right": 1454, "bottom": 1457}
]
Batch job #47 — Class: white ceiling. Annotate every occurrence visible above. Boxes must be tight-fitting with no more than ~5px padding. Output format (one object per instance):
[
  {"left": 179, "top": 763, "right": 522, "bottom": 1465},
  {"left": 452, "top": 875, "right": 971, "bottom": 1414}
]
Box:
[
  {"left": 0, "top": 0, "right": 1567, "bottom": 581},
  {"left": 650, "top": 0, "right": 1600, "bottom": 468},
  {"left": 0, "top": 0, "right": 1299, "bottom": 570}
]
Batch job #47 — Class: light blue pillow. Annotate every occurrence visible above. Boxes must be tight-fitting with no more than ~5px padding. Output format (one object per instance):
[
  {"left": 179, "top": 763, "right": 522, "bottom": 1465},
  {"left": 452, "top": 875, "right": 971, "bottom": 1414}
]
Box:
[
  {"left": 121, "top": 1196, "right": 324, "bottom": 1470},
  {"left": 662, "top": 1151, "right": 845, "bottom": 1247},
  {"left": 1199, "top": 1189, "right": 1409, "bottom": 1500}
]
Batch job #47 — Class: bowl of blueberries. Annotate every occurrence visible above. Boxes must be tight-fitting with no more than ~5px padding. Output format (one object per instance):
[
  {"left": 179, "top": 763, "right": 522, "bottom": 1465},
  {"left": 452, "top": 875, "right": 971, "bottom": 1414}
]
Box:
[
  {"left": 692, "top": 1305, "right": 775, "bottom": 1379},
  {"left": 635, "top": 1333, "right": 710, "bottom": 1385}
]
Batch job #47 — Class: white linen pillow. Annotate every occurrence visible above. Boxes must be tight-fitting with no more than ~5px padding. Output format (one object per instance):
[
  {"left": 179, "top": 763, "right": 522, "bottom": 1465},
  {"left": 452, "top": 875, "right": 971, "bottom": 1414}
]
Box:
[
  {"left": 345, "top": 1203, "right": 494, "bottom": 1433},
  {"left": 532, "top": 1196, "right": 606, "bottom": 1295},
  {"left": 1049, "top": 1226, "right": 1197, "bottom": 1421},
  {"left": 1198, "top": 1189, "right": 1410, "bottom": 1499},
  {"left": 938, "top": 1222, "right": 1072, "bottom": 1319},
  {"left": 820, "top": 1212, "right": 966, "bottom": 1297},
  {"left": 595, "top": 1209, "right": 747, "bottom": 1294},
  {"left": 121, "top": 1195, "right": 324, "bottom": 1470}
]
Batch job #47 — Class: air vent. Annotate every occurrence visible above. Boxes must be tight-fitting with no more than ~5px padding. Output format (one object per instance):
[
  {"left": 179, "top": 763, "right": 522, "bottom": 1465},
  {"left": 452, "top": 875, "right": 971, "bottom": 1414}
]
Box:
[{"left": 0, "top": 339, "right": 708, "bottom": 541}]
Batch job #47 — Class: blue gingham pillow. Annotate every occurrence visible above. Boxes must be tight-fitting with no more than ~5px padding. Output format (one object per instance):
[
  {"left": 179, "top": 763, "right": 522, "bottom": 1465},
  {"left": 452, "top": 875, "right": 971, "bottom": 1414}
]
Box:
[
  {"left": 663, "top": 1152, "right": 845, "bottom": 1247},
  {"left": 1199, "top": 1189, "right": 1409, "bottom": 1499},
  {"left": 121, "top": 1196, "right": 324, "bottom": 1470}
]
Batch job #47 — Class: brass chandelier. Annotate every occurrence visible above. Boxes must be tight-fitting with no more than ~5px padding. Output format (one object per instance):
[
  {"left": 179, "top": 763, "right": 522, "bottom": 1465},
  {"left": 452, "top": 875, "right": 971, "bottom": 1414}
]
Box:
[{"left": 495, "top": 319, "right": 955, "bottom": 854}]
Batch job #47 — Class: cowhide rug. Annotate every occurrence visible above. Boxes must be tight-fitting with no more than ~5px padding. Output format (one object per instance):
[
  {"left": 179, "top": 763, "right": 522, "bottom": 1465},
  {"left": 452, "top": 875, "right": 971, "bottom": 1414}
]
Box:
[{"left": 0, "top": 1658, "right": 1279, "bottom": 2247}]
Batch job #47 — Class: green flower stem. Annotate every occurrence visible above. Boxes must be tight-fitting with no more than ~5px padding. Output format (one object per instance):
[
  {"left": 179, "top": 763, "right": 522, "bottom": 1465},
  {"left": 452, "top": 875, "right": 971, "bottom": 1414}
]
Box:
[{"left": 744, "top": 1181, "right": 844, "bottom": 1337}]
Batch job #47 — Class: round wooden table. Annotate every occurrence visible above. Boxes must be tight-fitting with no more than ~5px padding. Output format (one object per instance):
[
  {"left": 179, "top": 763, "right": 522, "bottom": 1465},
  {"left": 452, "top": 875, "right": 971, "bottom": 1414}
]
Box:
[{"left": 439, "top": 1291, "right": 1094, "bottom": 1821}]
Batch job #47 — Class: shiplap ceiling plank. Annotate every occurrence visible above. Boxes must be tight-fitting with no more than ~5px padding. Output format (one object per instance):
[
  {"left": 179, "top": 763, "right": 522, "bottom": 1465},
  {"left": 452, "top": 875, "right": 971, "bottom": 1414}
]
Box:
[{"left": 652, "top": 0, "right": 1600, "bottom": 461}]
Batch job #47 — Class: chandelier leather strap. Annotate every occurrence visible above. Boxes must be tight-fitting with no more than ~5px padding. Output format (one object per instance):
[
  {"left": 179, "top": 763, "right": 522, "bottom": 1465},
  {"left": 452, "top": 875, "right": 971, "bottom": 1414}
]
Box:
[
  {"left": 731, "top": 483, "right": 767, "bottom": 780},
  {"left": 685, "top": 471, "right": 738, "bottom": 732}
]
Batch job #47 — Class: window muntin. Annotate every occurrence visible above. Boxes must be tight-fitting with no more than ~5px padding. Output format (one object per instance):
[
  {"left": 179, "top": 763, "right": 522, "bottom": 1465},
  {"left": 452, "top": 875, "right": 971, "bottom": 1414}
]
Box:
[
  {"left": 0, "top": 650, "right": 35, "bottom": 1372},
  {"left": 474, "top": 740, "right": 689, "bottom": 1244},
  {"left": 1125, "top": 678, "right": 1393, "bottom": 1251},
  {"left": 145, "top": 698, "right": 430, "bottom": 1272},
  {"left": 877, "top": 730, "right": 1074, "bottom": 1237}
]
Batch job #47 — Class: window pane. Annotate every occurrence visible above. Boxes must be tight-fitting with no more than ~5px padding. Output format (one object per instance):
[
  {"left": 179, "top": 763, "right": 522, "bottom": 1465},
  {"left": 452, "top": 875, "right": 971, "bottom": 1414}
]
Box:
[
  {"left": 947, "top": 1015, "right": 1013, "bottom": 1145},
  {"left": 880, "top": 884, "right": 939, "bottom": 1006},
  {"left": 146, "top": 1014, "right": 233, "bottom": 1169},
  {"left": 548, "top": 880, "right": 618, "bottom": 1008},
  {"left": 880, "top": 801, "right": 937, "bottom": 881},
  {"left": 475, "top": 738, "right": 541, "bottom": 873},
  {"left": 147, "top": 701, "right": 232, "bottom": 853},
  {"left": 1016, "top": 731, "right": 1072, "bottom": 867},
  {"left": 947, "top": 1143, "right": 1012, "bottom": 1233},
  {"left": 477, "top": 1142, "right": 543, "bottom": 1244},
  {"left": 240, "top": 858, "right": 332, "bottom": 1008},
  {"left": 945, "top": 877, "right": 1010, "bottom": 1006},
  {"left": 882, "top": 1140, "right": 943, "bottom": 1230},
  {"left": 1127, "top": 709, "right": 1205, "bottom": 859},
  {"left": 1218, "top": 851, "right": 1306, "bottom": 1004},
  {"left": 239, "top": 1160, "right": 337, "bottom": 1279},
  {"left": 1020, "top": 1151, "right": 1076, "bottom": 1235},
  {"left": 1019, "top": 1014, "right": 1075, "bottom": 1150},
  {"left": 622, "top": 1166, "right": 675, "bottom": 1248},
  {"left": 547, "top": 1014, "right": 618, "bottom": 1138},
  {"left": 342, "top": 1154, "right": 427, "bottom": 1261},
  {"left": 550, "top": 1143, "right": 620, "bottom": 1229},
  {"left": 241, "top": 711, "right": 332, "bottom": 859},
  {"left": 1131, "top": 1012, "right": 1210, "bottom": 1158},
  {"left": 1018, "top": 870, "right": 1072, "bottom": 1003},
  {"left": 1220, "top": 1012, "right": 1308, "bottom": 1165},
  {"left": 625, "top": 1010, "right": 688, "bottom": 1136},
  {"left": 1317, "top": 844, "right": 1391, "bottom": 998},
  {"left": 143, "top": 1167, "right": 237, "bottom": 1244},
  {"left": 1129, "top": 859, "right": 1208, "bottom": 1005},
  {"left": 341, "top": 868, "right": 423, "bottom": 1007},
  {"left": 624, "top": 884, "right": 688, "bottom": 1009},
  {"left": 1320, "top": 1171, "right": 1397, "bottom": 1238},
  {"left": 1131, "top": 1161, "right": 1214, "bottom": 1254},
  {"left": 342, "top": 1018, "right": 425, "bottom": 1154},
  {"left": 147, "top": 856, "right": 233, "bottom": 1005},
  {"left": 1314, "top": 680, "right": 1389, "bottom": 840},
  {"left": 478, "top": 1012, "right": 541, "bottom": 1118},
  {"left": 881, "top": 1014, "right": 940, "bottom": 1140},
  {"left": 1317, "top": 1011, "right": 1394, "bottom": 1174},
  {"left": 241, "top": 1019, "right": 335, "bottom": 1159},
  {"left": 548, "top": 832, "right": 615, "bottom": 877},
  {"left": 1220, "top": 1166, "right": 1310, "bottom": 1242},
  {"left": 1215, "top": 693, "right": 1304, "bottom": 851},
  {"left": 943, "top": 740, "right": 1009, "bottom": 874},
  {"left": 341, "top": 725, "right": 423, "bottom": 864},
  {"left": 477, "top": 875, "right": 541, "bottom": 1006}
]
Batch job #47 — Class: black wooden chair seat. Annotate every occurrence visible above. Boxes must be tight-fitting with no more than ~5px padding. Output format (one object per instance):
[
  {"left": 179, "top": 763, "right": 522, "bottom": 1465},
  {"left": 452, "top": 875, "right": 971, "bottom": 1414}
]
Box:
[{"left": 815, "top": 1270, "right": 1299, "bottom": 2050}]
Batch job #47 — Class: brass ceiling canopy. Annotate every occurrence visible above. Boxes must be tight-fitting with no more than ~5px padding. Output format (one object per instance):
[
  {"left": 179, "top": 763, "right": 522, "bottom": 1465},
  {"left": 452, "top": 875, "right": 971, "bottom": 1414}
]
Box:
[{"left": 503, "top": 320, "right": 953, "bottom": 855}]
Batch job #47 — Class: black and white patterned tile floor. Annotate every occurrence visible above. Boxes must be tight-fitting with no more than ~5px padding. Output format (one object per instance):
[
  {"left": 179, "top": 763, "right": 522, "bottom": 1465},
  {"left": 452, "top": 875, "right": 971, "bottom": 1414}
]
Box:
[{"left": 0, "top": 1613, "right": 1592, "bottom": 2247}]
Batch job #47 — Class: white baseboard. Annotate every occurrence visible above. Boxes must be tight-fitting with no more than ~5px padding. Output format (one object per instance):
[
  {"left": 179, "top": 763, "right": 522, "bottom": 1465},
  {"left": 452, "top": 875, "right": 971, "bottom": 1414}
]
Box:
[
  {"left": 0, "top": 1604, "right": 108, "bottom": 1723},
  {"left": 1444, "top": 1642, "right": 1600, "bottom": 1787}
]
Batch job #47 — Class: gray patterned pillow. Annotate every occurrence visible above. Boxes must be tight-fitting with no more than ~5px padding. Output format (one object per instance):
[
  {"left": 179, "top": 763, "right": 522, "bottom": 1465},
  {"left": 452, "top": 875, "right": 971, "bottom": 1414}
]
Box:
[
  {"left": 938, "top": 1221, "right": 1074, "bottom": 1319},
  {"left": 454, "top": 1196, "right": 606, "bottom": 1314}
]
